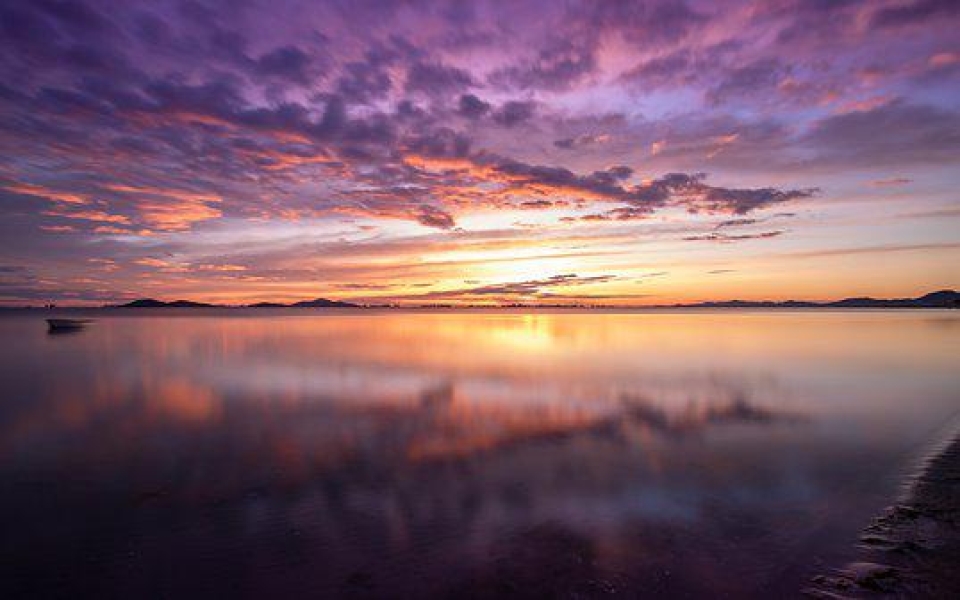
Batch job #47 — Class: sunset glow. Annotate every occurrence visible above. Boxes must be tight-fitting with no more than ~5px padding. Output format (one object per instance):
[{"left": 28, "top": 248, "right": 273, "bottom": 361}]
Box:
[{"left": 1, "top": 0, "right": 958, "bottom": 305}]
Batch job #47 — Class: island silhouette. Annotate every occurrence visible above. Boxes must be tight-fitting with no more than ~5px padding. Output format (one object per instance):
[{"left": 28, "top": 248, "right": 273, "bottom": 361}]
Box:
[
  {"left": 108, "top": 297, "right": 360, "bottom": 309},
  {"left": 100, "top": 290, "right": 959, "bottom": 310}
]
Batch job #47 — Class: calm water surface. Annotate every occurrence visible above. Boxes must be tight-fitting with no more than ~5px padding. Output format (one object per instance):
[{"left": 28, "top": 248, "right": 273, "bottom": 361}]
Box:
[{"left": 1, "top": 309, "right": 958, "bottom": 598}]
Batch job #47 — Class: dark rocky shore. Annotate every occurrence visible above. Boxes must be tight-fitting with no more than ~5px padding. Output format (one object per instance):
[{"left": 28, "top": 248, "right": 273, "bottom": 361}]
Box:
[{"left": 805, "top": 432, "right": 960, "bottom": 598}]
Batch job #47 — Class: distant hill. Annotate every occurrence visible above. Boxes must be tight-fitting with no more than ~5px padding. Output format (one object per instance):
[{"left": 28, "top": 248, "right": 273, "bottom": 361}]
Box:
[
  {"left": 112, "top": 298, "right": 217, "bottom": 308},
  {"left": 248, "top": 298, "right": 358, "bottom": 308},
  {"left": 287, "top": 298, "right": 358, "bottom": 308},
  {"left": 101, "top": 291, "right": 956, "bottom": 310},
  {"left": 914, "top": 290, "right": 960, "bottom": 307},
  {"left": 683, "top": 290, "right": 959, "bottom": 309},
  {"left": 110, "top": 297, "right": 359, "bottom": 309}
]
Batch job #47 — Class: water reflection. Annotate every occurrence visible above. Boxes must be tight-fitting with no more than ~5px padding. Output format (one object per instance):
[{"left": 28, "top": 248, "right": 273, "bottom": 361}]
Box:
[
  {"left": 0, "top": 310, "right": 957, "bottom": 598},
  {"left": 46, "top": 326, "right": 86, "bottom": 337}
]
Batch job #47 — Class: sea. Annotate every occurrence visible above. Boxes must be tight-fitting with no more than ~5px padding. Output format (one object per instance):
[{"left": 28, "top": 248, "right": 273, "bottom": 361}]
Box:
[{"left": 1, "top": 308, "right": 958, "bottom": 598}]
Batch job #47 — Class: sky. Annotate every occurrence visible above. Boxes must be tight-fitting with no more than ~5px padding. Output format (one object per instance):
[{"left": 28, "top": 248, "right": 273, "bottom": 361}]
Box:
[{"left": 0, "top": 0, "right": 958, "bottom": 306}]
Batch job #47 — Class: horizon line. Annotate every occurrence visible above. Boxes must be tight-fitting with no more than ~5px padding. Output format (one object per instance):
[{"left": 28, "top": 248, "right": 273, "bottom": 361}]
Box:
[{"left": 3, "top": 288, "right": 956, "bottom": 310}]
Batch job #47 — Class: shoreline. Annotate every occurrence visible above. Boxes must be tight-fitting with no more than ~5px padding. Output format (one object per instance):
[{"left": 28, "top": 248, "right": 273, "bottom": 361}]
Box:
[
  {"left": 1, "top": 306, "right": 959, "bottom": 315},
  {"left": 805, "top": 427, "right": 960, "bottom": 597}
]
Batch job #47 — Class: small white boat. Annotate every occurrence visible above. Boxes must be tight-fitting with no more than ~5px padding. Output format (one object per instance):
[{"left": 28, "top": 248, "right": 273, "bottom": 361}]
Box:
[{"left": 46, "top": 318, "right": 92, "bottom": 331}]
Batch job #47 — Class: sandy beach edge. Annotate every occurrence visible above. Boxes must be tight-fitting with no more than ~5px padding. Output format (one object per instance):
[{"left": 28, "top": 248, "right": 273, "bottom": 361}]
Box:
[{"left": 804, "top": 419, "right": 960, "bottom": 598}]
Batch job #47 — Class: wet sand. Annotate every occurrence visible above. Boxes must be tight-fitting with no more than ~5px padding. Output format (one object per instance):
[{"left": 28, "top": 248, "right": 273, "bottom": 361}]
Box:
[{"left": 806, "top": 431, "right": 960, "bottom": 598}]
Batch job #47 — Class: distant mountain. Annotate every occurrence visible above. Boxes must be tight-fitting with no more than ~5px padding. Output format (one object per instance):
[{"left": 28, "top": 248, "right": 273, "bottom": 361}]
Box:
[
  {"left": 914, "top": 290, "right": 960, "bottom": 307},
  {"left": 101, "top": 291, "right": 956, "bottom": 310},
  {"left": 683, "top": 290, "right": 959, "bottom": 309},
  {"left": 685, "top": 299, "right": 818, "bottom": 308},
  {"left": 110, "top": 297, "right": 359, "bottom": 308},
  {"left": 287, "top": 298, "right": 358, "bottom": 308},
  {"left": 248, "top": 298, "right": 358, "bottom": 308},
  {"left": 113, "top": 298, "right": 216, "bottom": 308}
]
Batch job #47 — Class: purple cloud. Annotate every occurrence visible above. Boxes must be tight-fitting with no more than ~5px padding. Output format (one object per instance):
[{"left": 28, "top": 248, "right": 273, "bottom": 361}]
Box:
[
  {"left": 492, "top": 100, "right": 537, "bottom": 127},
  {"left": 0, "top": 0, "right": 955, "bottom": 304}
]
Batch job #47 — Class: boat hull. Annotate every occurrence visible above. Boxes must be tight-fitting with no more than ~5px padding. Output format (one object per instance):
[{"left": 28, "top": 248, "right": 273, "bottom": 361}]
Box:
[{"left": 46, "top": 319, "right": 91, "bottom": 331}]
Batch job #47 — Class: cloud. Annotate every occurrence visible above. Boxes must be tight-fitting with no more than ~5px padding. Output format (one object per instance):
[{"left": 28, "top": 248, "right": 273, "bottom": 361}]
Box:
[
  {"left": 418, "top": 273, "right": 617, "bottom": 299},
  {"left": 870, "top": 0, "right": 960, "bottom": 29},
  {"left": 567, "top": 206, "right": 656, "bottom": 222},
  {"left": 492, "top": 100, "right": 536, "bottom": 127},
  {"left": 698, "top": 186, "right": 813, "bottom": 215},
  {"left": 683, "top": 230, "right": 784, "bottom": 243},
  {"left": 583, "top": 1, "right": 705, "bottom": 45},
  {"left": 403, "top": 127, "right": 472, "bottom": 159},
  {"left": 708, "top": 58, "right": 789, "bottom": 105},
  {"left": 415, "top": 205, "right": 456, "bottom": 229},
  {"left": 337, "top": 60, "right": 393, "bottom": 102},
  {"left": 519, "top": 200, "right": 555, "bottom": 209},
  {"left": 408, "top": 149, "right": 815, "bottom": 219},
  {"left": 458, "top": 94, "right": 490, "bottom": 118},
  {"left": 802, "top": 100, "right": 960, "bottom": 167},
  {"left": 553, "top": 134, "right": 610, "bottom": 149},
  {"left": 870, "top": 178, "right": 912, "bottom": 187},
  {"left": 618, "top": 38, "right": 743, "bottom": 92},
  {"left": 620, "top": 50, "right": 692, "bottom": 88},
  {"left": 928, "top": 52, "right": 960, "bottom": 68},
  {"left": 134, "top": 257, "right": 174, "bottom": 268},
  {"left": 406, "top": 61, "right": 474, "bottom": 96},
  {"left": 103, "top": 184, "right": 222, "bottom": 231},
  {"left": 627, "top": 174, "right": 815, "bottom": 215},
  {"left": 635, "top": 271, "right": 669, "bottom": 280},
  {"left": 255, "top": 46, "right": 314, "bottom": 83},
  {"left": 480, "top": 158, "right": 633, "bottom": 199},
  {"left": 715, "top": 218, "right": 758, "bottom": 229},
  {"left": 3, "top": 182, "right": 91, "bottom": 205},
  {"left": 42, "top": 207, "right": 132, "bottom": 225},
  {"left": 490, "top": 38, "right": 597, "bottom": 91},
  {"left": 781, "top": 242, "right": 960, "bottom": 259},
  {"left": 0, "top": 0, "right": 955, "bottom": 304}
]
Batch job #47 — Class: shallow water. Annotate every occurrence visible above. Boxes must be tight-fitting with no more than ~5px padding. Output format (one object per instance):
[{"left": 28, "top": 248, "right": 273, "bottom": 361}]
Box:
[{"left": 1, "top": 309, "right": 958, "bottom": 598}]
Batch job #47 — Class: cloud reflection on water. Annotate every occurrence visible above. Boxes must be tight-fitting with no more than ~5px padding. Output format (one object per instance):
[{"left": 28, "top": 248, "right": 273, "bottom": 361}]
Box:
[{"left": 0, "top": 310, "right": 957, "bottom": 598}]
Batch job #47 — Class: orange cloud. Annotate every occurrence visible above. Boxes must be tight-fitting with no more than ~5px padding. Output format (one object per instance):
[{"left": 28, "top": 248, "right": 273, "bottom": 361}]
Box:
[
  {"left": 5, "top": 182, "right": 90, "bottom": 205},
  {"left": 198, "top": 264, "right": 247, "bottom": 272},
  {"left": 870, "top": 177, "right": 911, "bottom": 187},
  {"left": 103, "top": 183, "right": 222, "bottom": 231},
  {"left": 103, "top": 184, "right": 221, "bottom": 204},
  {"left": 134, "top": 257, "right": 173, "bottom": 268},
  {"left": 707, "top": 133, "right": 739, "bottom": 158},
  {"left": 836, "top": 95, "right": 893, "bottom": 114},
  {"left": 929, "top": 52, "right": 959, "bottom": 68},
  {"left": 43, "top": 207, "right": 131, "bottom": 224}
]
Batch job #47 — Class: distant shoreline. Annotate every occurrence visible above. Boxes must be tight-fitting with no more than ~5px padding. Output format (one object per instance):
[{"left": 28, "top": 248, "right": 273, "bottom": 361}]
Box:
[
  {"left": 806, "top": 428, "right": 960, "bottom": 597},
  {"left": 2, "top": 305, "right": 958, "bottom": 313},
  {"left": 2, "top": 289, "right": 957, "bottom": 311}
]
